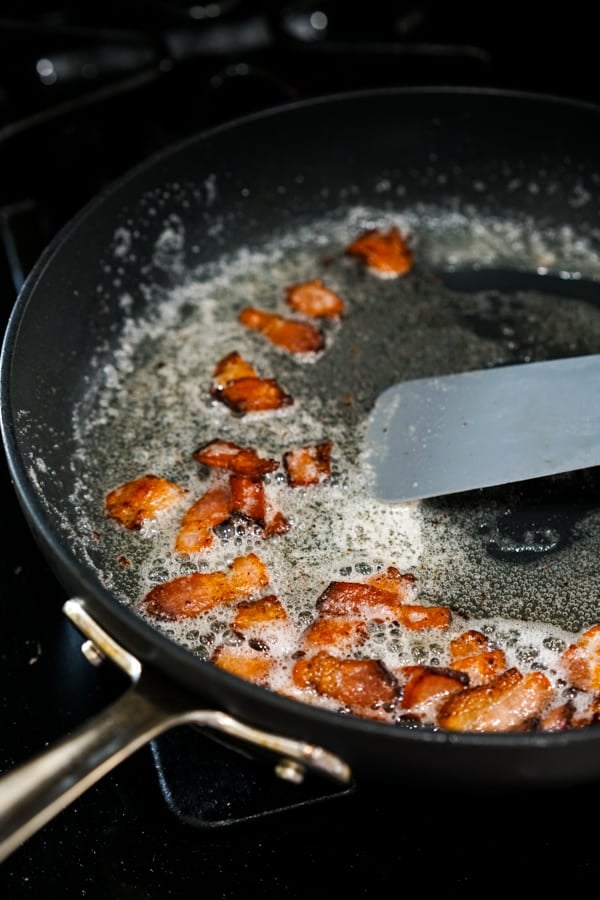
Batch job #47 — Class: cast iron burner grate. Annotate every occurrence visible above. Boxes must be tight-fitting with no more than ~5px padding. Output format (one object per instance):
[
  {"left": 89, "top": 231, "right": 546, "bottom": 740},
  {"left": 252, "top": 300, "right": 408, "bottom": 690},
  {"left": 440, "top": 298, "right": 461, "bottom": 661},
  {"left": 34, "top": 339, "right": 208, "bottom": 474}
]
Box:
[{"left": 150, "top": 728, "right": 353, "bottom": 827}]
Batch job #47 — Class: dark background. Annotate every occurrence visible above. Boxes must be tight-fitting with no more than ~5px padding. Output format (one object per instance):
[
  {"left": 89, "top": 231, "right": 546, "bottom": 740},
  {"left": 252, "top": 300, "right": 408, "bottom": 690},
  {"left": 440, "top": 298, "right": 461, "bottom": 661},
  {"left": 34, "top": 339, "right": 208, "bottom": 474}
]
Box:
[{"left": 1, "top": 3, "right": 600, "bottom": 897}]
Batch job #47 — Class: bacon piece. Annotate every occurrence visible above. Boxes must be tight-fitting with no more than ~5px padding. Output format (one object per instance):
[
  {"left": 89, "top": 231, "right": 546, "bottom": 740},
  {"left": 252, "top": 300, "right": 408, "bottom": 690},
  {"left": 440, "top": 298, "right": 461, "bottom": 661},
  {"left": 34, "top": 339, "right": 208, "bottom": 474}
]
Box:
[
  {"left": 210, "top": 352, "right": 293, "bottom": 414},
  {"left": 400, "top": 665, "right": 468, "bottom": 711},
  {"left": 233, "top": 594, "right": 288, "bottom": 630},
  {"left": 285, "top": 278, "right": 345, "bottom": 319},
  {"left": 571, "top": 695, "right": 600, "bottom": 728},
  {"left": 211, "top": 645, "right": 272, "bottom": 685},
  {"left": 302, "top": 617, "right": 368, "bottom": 651},
  {"left": 218, "top": 376, "right": 294, "bottom": 414},
  {"left": 292, "top": 650, "right": 399, "bottom": 709},
  {"left": 227, "top": 474, "right": 290, "bottom": 539},
  {"left": 238, "top": 306, "right": 325, "bottom": 354},
  {"left": 105, "top": 474, "right": 185, "bottom": 531},
  {"left": 229, "top": 474, "right": 267, "bottom": 526},
  {"left": 141, "top": 552, "right": 269, "bottom": 620},
  {"left": 317, "top": 580, "right": 405, "bottom": 619},
  {"left": 283, "top": 440, "right": 332, "bottom": 487},
  {"left": 560, "top": 623, "right": 600, "bottom": 691},
  {"left": 437, "top": 668, "right": 554, "bottom": 733},
  {"left": 450, "top": 649, "right": 508, "bottom": 686},
  {"left": 396, "top": 604, "right": 452, "bottom": 631},
  {"left": 211, "top": 351, "right": 259, "bottom": 390},
  {"left": 449, "top": 629, "right": 495, "bottom": 662},
  {"left": 193, "top": 439, "right": 280, "bottom": 477},
  {"left": 367, "top": 566, "right": 417, "bottom": 602},
  {"left": 345, "top": 226, "right": 413, "bottom": 276},
  {"left": 449, "top": 631, "right": 508, "bottom": 687},
  {"left": 539, "top": 701, "right": 578, "bottom": 732},
  {"left": 175, "top": 486, "right": 231, "bottom": 554},
  {"left": 316, "top": 581, "right": 450, "bottom": 630},
  {"left": 263, "top": 509, "right": 291, "bottom": 538}
]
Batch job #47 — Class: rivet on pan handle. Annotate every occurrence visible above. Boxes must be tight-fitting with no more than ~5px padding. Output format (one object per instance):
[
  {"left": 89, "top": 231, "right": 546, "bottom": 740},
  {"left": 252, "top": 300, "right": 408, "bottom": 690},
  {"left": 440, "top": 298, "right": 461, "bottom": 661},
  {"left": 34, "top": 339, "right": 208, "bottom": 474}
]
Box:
[{"left": 0, "top": 599, "right": 352, "bottom": 865}]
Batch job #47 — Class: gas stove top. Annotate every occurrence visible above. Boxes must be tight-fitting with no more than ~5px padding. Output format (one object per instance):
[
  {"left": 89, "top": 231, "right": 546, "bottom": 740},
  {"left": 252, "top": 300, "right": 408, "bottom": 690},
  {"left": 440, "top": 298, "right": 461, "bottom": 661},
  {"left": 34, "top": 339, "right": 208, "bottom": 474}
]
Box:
[{"left": 1, "top": 4, "right": 600, "bottom": 896}]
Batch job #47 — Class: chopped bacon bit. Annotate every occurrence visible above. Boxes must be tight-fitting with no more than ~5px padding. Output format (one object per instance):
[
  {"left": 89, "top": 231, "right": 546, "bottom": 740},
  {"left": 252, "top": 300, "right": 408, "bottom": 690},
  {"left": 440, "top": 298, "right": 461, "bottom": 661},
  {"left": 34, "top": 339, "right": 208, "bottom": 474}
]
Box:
[
  {"left": 302, "top": 617, "right": 368, "bottom": 651},
  {"left": 193, "top": 439, "right": 280, "bottom": 477},
  {"left": 210, "top": 351, "right": 293, "bottom": 415},
  {"left": 400, "top": 665, "right": 468, "bottom": 711},
  {"left": 345, "top": 226, "right": 413, "bottom": 276},
  {"left": 141, "top": 552, "right": 269, "bottom": 620},
  {"left": 539, "top": 700, "right": 578, "bottom": 732},
  {"left": 175, "top": 486, "right": 231, "bottom": 553},
  {"left": 396, "top": 604, "right": 452, "bottom": 631},
  {"left": 263, "top": 509, "right": 291, "bottom": 538},
  {"left": 292, "top": 650, "right": 399, "bottom": 709},
  {"left": 450, "top": 649, "right": 508, "bottom": 686},
  {"left": 226, "top": 552, "right": 270, "bottom": 595},
  {"left": 105, "top": 474, "right": 185, "bottom": 531},
  {"left": 283, "top": 440, "right": 332, "bottom": 487},
  {"left": 571, "top": 695, "right": 600, "bottom": 729},
  {"left": 233, "top": 594, "right": 288, "bottom": 630},
  {"left": 238, "top": 306, "right": 325, "bottom": 354},
  {"left": 437, "top": 668, "right": 555, "bottom": 733},
  {"left": 211, "top": 351, "right": 259, "bottom": 391},
  {"left": 218, "top": 376, "right": 294, "bottom": 414},
  {"left": 449, "top": 629, "right": 495, "bottom": 662},
  {"left": 367, "top": 566, "right": 417, "bottom": 602},
  {"left": 317, "top": 580, "right": 404, "bottom": 618},
  {"left": 560, "top": 623, "right": 600, "bottom": 691},
  {"left": 285, "top": 278, "right": 345, "bottom": 319},
  {"left": 211, "top": 645, "right": 272, "bottom": 685},
  {"left": 229, "top": 474, "right": 267, "bottom": 526}
]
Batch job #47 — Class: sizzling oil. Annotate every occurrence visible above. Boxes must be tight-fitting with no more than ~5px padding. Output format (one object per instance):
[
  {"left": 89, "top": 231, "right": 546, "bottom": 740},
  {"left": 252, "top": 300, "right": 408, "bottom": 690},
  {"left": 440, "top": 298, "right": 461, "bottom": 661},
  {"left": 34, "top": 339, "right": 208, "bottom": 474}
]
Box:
[{"left": 67, "top": 203, "right": 600, "bottom": 722}]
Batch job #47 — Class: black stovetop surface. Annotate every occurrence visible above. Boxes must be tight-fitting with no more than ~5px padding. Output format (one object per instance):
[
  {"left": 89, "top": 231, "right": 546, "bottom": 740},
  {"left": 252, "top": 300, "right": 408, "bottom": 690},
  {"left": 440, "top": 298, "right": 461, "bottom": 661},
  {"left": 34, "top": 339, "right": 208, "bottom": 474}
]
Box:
[{"left": 2, "top": 4, "right": 600, "bottom": 896}]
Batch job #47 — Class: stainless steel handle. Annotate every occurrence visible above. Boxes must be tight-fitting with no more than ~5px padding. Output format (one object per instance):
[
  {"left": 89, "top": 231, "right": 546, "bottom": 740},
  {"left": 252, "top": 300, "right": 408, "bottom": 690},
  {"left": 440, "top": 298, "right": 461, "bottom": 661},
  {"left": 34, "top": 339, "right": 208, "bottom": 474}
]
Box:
[
  {"left": 0, "top": 681, "right": 184, "bottom": 863},
  {"left": 0, "top": 599, "right": 352, "bottom": 864}
]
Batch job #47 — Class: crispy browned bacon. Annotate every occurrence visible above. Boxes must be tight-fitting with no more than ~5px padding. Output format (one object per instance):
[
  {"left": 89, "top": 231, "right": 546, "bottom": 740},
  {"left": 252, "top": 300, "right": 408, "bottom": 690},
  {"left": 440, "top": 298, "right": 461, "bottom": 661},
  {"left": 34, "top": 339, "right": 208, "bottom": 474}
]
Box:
[
  {"left": 450, "top": 649, "right": 508, "bottom": 687},
  {"left": 292, "top": 650, "right": 399, "bottom": 710},
  {"left": 211, "top": 645, "right": 272, "bottom": 685},
  {"left": 229, "top": 474, "right": 267, "bottom": 525},
  {"left": 211, "top": 350, "right": 259, "bottom": 390},
  {"left": 400, "top": 665, "right": 468, "bottom": 712},
  {"left": 175, "top": 485, "right": 231, "bottom": 553},
  {"left": 263, "top": 509, "right": 291, "bottom": 538},
  {"left": 560, "top": 623, "right": 600, "bottom": 691},
  {"left": 283, "top": 440, "right": 333, "bottom": 487},
  {"left": 238, "top": 306, "right": 325, "bottom": 354},
  {"left": 210, "top": 351, "right": 294, "bottom": 414},
  {"left": 539, "top": 701, "right": 578, "bottom": 733},
  {"left": 437, "top": 668, "right": 554, "bottom": 733},
  {"left": 141, "top": 552, "right": 269, "bottom": 620},
  {"left": 233, "top": 594, "right": 289, "bottom": 630},
  {"left": 317, "top": 580, "right": 405, "bottom": 619},
  {"left": 302, "top": 617, "right": 368, "bottom": 651},
  {"left": 396, "top": 604, "right": 452, "bottom": 631},
  {"left": 367, "top": 566, "right": 417, "bottom": 602},
  {"left": 105, "top": 474, "right": 185, "bottom": 531},
  {"left": 193, "top": 439, "right": 280, "bottom": 476},
  {"left": 285, "top": 278, "right": 345, "bottom": 319},
  {"left": 346, "top": 225, "right": 413, "bottom": 276},
  {"left": 219, "top": 376, "right": 294, "bottom": 414},
  {"left": 449, "top": 629, "right": 495, "bottom": 661}
]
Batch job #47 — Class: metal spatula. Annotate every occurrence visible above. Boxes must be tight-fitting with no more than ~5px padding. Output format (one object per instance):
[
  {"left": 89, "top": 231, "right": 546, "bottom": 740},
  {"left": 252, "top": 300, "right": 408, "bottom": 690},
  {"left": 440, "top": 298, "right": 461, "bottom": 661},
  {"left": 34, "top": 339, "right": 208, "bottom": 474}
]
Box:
[{"left": 364, "top": 353, "right": 600, "bottom": 503}]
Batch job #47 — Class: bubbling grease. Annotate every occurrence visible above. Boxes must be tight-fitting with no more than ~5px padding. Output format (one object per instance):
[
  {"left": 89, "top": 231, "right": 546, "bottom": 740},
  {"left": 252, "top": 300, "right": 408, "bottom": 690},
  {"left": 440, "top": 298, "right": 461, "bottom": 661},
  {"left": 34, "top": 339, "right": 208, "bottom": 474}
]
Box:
[{"left": 66, "top": 203, "right": 600, "bottom": 726}]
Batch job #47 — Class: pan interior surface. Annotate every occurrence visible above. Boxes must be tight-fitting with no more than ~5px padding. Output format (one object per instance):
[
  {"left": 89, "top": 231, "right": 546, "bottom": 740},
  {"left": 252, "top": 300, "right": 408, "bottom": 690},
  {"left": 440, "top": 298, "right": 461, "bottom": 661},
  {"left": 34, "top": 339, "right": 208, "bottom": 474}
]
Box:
[
  {"left": 69, "top": 202, "right": 600, "bottom": 719},
  {"left": 5, "top": 89, "right": 600, "bottom": 735}
]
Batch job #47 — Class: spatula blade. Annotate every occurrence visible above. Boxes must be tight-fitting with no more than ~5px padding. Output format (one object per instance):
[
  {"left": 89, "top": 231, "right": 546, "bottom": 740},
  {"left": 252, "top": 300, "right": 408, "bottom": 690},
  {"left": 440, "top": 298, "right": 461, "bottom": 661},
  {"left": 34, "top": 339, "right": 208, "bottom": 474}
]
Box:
[{"left": 364, "top": 354, "right": 600, "bottom": 503}]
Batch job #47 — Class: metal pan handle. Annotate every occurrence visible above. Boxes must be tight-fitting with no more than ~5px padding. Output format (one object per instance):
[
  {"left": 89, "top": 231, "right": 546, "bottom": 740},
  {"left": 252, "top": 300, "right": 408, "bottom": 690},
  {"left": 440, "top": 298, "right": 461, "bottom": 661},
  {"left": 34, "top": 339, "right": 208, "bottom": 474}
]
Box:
[{"left": 0, "top": 599, "right": 352, "bottom": 864}]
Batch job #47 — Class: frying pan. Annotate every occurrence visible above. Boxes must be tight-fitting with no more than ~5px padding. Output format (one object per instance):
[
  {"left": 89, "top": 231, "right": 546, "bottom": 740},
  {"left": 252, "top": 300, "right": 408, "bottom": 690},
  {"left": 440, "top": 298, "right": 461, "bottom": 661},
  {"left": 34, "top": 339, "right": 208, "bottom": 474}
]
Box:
[{"left": 2, "top": 85, "right": 600, "bottom": 861}]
